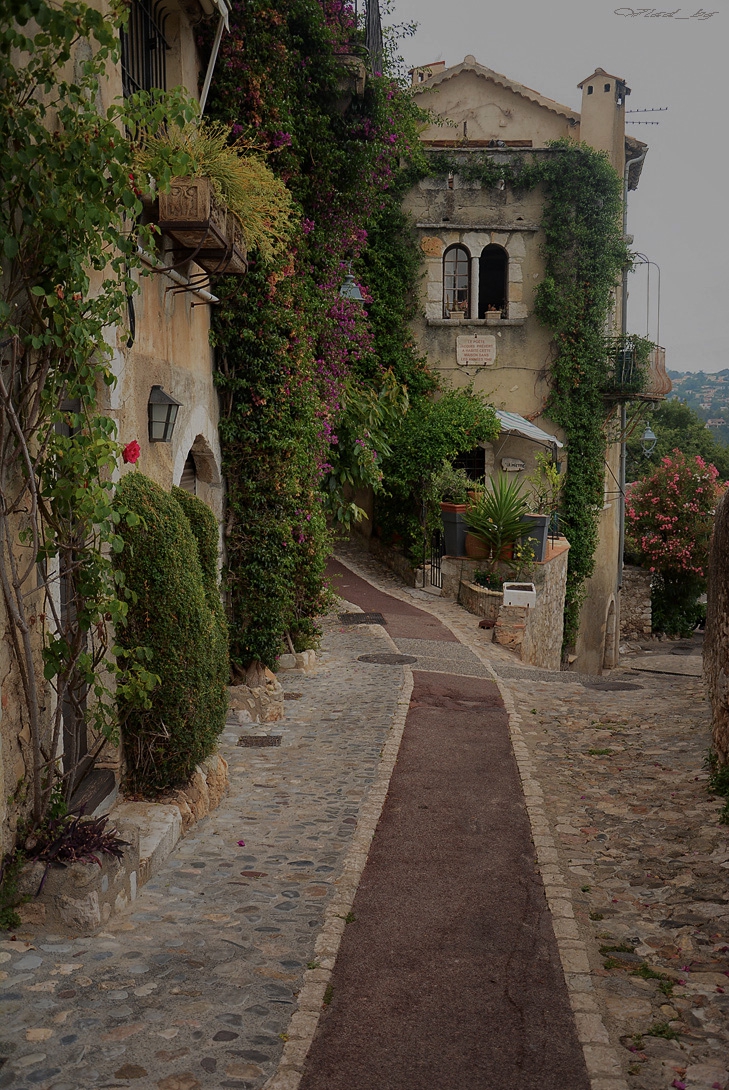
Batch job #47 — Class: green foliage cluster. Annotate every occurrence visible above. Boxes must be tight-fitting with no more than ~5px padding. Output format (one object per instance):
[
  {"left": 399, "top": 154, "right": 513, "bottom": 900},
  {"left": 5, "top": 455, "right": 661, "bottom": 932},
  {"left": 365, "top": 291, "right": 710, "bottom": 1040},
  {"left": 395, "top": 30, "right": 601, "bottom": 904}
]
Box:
[
  {"left": 0, "top": 0, "right": 195, "bottom": 821},
  {"left": 627, "top": 399, "right": 729, "bottom": 482},
  {"left": 428, "top": 143, "right": 632, "bottom": 646},
  {"left": 207, "top": 1, "right": 429, "bottom": 669},
  {"left": 375, "top": 387, "right": 500, "bottom": 556},
  {"left": 114, "top": 474, "right": 228, "bottom": 795},
  {"left": 465, "top": 475, "right": 530, "bottom": 570}
]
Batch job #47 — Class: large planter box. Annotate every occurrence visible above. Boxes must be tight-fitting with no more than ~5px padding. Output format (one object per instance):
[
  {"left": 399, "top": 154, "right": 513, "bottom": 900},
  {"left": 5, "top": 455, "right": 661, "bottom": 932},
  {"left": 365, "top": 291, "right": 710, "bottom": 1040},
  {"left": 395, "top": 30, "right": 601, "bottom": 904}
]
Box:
[
  {"left": 441, "top": 503, "right": 468, "bottom": 556},
  {"left": 522, "top": 513, "right": 550, "bottom": 563},
  {"left": 158, "top": 176, "right": 248, "bottom": 275}
]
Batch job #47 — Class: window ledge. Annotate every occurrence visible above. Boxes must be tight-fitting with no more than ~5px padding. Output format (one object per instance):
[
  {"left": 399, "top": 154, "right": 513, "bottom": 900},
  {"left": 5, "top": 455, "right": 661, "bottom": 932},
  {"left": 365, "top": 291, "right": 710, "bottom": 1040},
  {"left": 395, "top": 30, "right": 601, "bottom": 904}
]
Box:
[{"left": 426, "top": 317, "right": 527, "bottom": 327}]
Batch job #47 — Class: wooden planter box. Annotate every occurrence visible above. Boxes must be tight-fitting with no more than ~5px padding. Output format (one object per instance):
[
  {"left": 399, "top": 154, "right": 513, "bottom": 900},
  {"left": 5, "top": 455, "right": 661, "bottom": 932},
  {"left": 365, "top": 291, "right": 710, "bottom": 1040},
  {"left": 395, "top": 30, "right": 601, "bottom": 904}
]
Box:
[{"left": 157, "top": 176, "right": 247, "bottom": 275}]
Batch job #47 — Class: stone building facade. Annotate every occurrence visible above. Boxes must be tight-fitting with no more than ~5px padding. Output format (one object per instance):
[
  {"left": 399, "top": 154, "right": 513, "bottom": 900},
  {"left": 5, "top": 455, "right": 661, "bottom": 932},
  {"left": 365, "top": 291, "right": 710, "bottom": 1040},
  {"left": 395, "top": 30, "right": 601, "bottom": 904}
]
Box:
[
  {"left": 0, "top": 0, "right": 231, "bottom": 856},
  {"left": 404, "top": 56, "right": 658, "bottom": 674}
]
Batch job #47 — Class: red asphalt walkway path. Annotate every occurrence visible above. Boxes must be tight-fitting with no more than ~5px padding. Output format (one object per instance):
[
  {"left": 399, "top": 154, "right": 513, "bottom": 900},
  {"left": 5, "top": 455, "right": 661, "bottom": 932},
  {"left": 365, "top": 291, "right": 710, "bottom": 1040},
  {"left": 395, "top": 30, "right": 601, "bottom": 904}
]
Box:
[{"left": 297, "top": 560, "right": 590, "bottom": 1089}]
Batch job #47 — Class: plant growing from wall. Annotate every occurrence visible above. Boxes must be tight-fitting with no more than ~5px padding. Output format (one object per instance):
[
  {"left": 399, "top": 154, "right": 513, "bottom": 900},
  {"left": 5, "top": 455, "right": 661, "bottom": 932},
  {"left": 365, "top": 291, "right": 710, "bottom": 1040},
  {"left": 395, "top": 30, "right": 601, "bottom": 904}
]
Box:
[
  {"left": 206, "top": 0, "right": 429, "bottom": 670},
  {"left": 0, "top": 0, "right": 194, "bottom": 825},
  {"left": 114, "top": 473, "right": 229, "bottom": 794},
  {"left": 625, "top": 450, "right": 725, "bottom": 636}
]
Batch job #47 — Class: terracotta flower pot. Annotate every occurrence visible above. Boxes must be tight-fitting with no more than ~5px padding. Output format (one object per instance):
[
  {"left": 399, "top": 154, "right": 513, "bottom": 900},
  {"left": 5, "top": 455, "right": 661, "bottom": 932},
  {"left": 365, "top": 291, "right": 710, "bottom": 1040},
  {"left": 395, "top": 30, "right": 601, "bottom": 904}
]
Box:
[{"left": 465, "top": 532, "right": 490, "bottom": 559}]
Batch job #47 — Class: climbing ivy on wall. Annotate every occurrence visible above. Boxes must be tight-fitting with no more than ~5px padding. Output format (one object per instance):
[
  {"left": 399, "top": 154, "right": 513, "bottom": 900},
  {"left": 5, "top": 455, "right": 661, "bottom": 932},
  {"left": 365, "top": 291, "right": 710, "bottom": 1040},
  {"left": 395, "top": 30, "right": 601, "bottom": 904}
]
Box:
[
  {"left": 206, "top": 0, "right": 429, "bottom": 670},
  {"left": 429, "top": 142, "right": 632, "bottom": 646}
]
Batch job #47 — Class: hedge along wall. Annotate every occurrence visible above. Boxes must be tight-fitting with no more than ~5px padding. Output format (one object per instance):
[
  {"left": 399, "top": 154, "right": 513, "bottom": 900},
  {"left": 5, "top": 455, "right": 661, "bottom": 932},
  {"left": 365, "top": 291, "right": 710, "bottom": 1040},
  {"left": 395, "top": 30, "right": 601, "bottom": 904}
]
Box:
[{"left": 114, "top": 473, "right": 229, "bottom": 794}]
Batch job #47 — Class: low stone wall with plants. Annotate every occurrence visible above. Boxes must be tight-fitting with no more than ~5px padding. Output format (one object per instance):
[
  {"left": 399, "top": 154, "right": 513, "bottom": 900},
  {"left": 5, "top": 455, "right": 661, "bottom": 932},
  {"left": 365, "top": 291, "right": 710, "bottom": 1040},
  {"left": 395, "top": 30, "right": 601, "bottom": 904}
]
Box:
[
  {"left": 620, "top": 565, "right": 652, "bottom": 640},
  {"left": 451, "top": 543, "right": 569, "bottom": 671}
]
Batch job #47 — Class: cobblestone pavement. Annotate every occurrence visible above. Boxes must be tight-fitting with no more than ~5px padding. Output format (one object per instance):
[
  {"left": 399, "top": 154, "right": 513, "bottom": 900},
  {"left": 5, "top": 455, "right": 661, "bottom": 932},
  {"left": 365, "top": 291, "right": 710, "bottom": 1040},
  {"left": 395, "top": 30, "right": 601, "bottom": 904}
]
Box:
[
  {"left": 0, "top": 616, "right": 405, "bottom": 1090},
  {"left": 333, "top": 539, "right": 729, "bottom": 1090},
  {"left": 509, "top": 660, "right": 729, "bottom": 1090}
]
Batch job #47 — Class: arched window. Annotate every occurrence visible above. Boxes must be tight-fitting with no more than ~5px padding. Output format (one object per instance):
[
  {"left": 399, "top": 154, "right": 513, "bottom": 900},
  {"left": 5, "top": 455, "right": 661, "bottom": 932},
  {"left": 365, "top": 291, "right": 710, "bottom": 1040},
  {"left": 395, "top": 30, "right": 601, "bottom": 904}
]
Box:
[
  {"left": 443, "top": 245, "right": 471, "bottom": 318},
  {"left": 478, "top": 244, "right": 508, "bottom": 319}
]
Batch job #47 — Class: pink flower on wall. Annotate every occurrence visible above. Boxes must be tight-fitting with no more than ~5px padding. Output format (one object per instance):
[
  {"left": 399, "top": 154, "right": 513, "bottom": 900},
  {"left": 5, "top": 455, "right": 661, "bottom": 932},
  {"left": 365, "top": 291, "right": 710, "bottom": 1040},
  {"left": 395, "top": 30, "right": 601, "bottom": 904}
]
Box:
[{"left": 122, "top": 441, "right": 141, "bottom": 465}]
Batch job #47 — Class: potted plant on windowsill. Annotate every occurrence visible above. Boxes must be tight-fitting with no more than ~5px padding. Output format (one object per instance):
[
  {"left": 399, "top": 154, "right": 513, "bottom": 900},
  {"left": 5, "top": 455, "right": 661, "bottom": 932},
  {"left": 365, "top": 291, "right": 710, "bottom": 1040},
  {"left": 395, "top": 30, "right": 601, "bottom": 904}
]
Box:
[
  {"left": 486, "top": 305, "right": 502, "bottom": 325},
  {"left": 523, "top": 452, "right": 564, "bottom": 562},
  {"left": 464, "top": 474, "right": 529, "bottom": 564},
  {"left": 135, "top": 117, "right": 295, "bottom": 274}
]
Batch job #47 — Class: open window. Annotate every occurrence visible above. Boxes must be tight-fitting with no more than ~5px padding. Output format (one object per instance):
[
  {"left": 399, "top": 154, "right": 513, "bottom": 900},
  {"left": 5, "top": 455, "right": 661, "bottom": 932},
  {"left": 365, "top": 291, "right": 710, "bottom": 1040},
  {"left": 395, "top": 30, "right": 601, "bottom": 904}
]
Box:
[
  {"left": 443, "top": 244, "right": 471, "bottom": 318},
  {"left": 478, "top": 244, "right": 508, "bottom": 319},
  {"left": 120, "top": 0, "right": 170, "bottom": 97}
]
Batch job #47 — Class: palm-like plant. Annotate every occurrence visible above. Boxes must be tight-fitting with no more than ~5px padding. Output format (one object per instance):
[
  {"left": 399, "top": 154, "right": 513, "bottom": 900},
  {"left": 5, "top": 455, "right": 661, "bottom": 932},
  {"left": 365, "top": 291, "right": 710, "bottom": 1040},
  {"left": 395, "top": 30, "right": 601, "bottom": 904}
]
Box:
[{"left": 465, "top": 475, "right": 529, "bottom": 566}]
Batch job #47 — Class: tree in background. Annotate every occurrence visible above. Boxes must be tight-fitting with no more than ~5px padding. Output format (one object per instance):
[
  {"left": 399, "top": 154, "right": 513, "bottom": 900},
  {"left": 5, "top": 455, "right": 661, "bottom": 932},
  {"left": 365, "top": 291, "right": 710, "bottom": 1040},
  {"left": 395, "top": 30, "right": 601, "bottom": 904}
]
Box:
[
  {"left": 627, "top": 399, "right": 729, "bottom": 482},
  {"left": 626, "top": 450, "right": 726, "bottom": 636}
]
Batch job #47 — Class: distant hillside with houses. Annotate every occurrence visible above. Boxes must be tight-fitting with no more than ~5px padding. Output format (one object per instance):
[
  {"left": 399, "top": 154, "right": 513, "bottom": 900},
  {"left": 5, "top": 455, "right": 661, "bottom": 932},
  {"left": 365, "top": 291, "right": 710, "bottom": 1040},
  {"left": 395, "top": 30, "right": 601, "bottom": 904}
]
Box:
[{"left": 668, "top": 370, "right": 729, "bottom": 446}]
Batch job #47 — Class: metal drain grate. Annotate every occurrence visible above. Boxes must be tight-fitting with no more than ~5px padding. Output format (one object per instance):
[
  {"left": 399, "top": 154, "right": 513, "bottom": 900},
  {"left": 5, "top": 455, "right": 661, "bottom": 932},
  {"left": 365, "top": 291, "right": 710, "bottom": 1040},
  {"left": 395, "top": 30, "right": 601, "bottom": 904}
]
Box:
[
  {"left": 339, "top": 612, "right": 387, "bottom": 626},
  {"left": 237, "top": 735, "right": 282, "bottom": 747},
  {"left": 358, "top": 653, "right": 418, "bottom": 665},
  {"left": 583, "top": 681, "right": 643, "bottom": 692}
]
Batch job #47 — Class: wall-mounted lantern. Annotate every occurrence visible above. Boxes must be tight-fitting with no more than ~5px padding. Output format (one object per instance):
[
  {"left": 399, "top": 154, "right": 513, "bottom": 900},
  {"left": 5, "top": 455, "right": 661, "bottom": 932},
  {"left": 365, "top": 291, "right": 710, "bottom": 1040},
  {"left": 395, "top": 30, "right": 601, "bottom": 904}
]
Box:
[
  {"left": 641, "top": 426, "right": 657, "bottom": 455},
  {"left": 148, "top": 385, "right": 181, "bottom": 443}
]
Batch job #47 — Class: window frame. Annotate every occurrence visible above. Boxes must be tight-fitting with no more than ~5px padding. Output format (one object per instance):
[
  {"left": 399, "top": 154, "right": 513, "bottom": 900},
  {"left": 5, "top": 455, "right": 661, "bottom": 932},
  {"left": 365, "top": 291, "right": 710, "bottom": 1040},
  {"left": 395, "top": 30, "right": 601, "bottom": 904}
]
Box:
[
  {"left": 442, "top": 244, "right": 472, "bottom": 319},
  {"left": 120, "top": 0, "right": 170, "bottom": 98}
]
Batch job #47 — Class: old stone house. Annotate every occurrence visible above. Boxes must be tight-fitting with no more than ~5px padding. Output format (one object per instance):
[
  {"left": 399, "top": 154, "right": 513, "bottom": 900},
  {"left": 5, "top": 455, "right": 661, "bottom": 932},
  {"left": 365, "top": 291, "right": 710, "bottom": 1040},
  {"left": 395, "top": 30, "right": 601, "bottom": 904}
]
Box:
[{"left": 404, "top": 56, "right": 670, "bottom": 674}]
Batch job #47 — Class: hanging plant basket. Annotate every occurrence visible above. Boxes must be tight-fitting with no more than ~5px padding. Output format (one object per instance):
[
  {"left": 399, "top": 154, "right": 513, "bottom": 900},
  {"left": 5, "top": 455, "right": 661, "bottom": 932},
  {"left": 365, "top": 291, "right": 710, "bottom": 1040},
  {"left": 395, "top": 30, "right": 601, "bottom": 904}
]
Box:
[{"left": 157, "top": 177, "right": 248, "bottom": 275}]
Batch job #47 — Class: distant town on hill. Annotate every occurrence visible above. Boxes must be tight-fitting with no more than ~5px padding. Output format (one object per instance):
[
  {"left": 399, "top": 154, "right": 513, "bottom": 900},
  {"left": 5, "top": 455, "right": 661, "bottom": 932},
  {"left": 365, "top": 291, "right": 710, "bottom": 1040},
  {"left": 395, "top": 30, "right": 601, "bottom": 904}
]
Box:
[{"left": 668, "top": 370, "right": 729, "bottom": 446}]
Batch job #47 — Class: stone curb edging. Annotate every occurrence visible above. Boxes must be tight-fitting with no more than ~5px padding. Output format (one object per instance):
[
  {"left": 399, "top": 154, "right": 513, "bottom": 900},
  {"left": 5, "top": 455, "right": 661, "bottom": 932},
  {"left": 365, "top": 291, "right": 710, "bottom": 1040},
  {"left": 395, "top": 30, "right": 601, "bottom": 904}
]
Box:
[
  {"left": 263, "top": 615, "right": 415, "bottom": 1090},
  {"left": 330, "top": 551, "right": 629, "bottom": 1090}
]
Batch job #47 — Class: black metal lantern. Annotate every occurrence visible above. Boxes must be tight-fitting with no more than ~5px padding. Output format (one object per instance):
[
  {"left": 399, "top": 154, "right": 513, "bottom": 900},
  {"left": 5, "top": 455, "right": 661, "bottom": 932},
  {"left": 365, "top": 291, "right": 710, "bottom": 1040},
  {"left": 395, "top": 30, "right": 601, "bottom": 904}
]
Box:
[{"left": 148, "top": 385, "right": 181, "bottom": 443}]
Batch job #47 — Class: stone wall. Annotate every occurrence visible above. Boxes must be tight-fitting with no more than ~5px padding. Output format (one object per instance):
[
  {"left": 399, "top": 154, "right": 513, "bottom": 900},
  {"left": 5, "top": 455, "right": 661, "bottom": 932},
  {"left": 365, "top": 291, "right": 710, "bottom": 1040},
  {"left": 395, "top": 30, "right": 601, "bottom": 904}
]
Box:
[
  {"left": 16, "top": 754, "right": 229, "bottom": 934},
  {"left": 620, "top": 565, "right": 652, "bottom": 640},
  {"left": 520, "top": 542, "right": 569, "bottom": 671},
  {"left": 366, "top": 536, "right": 418, "bottom": 587},
  {"left": 448, "top": 541, "right": 570, "bottom": 671},
  {"left": 705, "top": 492, "right": 729, "bottom": 764}
]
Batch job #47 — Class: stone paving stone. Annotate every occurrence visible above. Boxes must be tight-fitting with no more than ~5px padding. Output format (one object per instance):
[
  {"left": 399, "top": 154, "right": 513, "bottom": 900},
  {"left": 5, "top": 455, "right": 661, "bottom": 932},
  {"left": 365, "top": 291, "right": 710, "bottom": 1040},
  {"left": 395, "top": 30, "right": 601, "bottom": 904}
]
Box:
[
  {"left": 0, "top": 616, "right": 404, "bottom": 1090},
  {"left": 503, "top": 664, "right": 729, "bottom": 1090}
]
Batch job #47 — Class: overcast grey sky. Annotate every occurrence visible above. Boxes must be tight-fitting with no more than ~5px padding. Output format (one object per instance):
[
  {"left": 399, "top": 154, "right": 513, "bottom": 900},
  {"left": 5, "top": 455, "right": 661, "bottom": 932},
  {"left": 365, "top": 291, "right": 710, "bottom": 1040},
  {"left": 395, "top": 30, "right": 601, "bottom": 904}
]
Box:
[{"left": 386, "top": 0, "right": 727, "bottom": 373}]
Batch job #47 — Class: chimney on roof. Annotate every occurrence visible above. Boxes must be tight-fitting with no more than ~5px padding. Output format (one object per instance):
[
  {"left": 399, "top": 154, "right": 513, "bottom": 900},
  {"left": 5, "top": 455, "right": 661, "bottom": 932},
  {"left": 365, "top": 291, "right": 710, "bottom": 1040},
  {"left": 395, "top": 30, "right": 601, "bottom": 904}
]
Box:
[
  {"left": 409, "top": 60, "right": 446, "bottom": 87},
  {"left": 577, "top": 67, "right": 630, "bottom": 175}
]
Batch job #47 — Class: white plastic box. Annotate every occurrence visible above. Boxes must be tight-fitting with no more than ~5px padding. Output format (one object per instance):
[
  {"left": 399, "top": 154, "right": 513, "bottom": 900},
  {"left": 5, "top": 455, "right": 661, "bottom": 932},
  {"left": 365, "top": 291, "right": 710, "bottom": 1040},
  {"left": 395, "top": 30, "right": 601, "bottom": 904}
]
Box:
[{"left": 502, "top": 582, "right": 537, "bottom": 608}]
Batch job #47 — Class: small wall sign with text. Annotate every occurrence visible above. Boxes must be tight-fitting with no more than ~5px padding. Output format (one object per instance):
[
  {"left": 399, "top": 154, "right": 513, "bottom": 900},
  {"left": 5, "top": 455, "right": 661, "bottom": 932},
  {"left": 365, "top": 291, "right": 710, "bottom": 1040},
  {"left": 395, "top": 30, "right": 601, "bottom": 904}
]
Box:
[
  {"left": 456, "top": 335, "right": 497, "bottom": 370},
  {"left": 501, "top": 458, "right": 526, "bottom": 472}
]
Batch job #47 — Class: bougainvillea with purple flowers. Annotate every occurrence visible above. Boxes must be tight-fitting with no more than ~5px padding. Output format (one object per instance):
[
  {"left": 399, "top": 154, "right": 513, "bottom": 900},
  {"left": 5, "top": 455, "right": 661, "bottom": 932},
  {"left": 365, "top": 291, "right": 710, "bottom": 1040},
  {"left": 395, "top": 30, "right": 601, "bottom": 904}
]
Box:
[{"left": 205, "top": 0, "right": 429, "bottom": 668}]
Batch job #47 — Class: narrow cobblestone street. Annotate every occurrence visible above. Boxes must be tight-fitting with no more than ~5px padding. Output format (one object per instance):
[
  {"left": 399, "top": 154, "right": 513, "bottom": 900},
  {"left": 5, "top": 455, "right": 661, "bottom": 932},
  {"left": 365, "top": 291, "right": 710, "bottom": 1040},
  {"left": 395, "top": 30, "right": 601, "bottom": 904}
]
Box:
[{"left": 1, "top": 543, "right": 727, "bottom": 1090}]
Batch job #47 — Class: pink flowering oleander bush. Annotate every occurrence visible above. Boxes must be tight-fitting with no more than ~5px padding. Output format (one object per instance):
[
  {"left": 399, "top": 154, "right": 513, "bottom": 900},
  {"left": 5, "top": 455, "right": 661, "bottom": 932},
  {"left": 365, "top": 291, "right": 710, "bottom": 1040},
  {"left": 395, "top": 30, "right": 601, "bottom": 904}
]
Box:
[
  {"left": 626, "top": 449, "right": 725, "bottom": 577},
  {"left": 626, "top": 449, "right": 727, "bottom": 635}
]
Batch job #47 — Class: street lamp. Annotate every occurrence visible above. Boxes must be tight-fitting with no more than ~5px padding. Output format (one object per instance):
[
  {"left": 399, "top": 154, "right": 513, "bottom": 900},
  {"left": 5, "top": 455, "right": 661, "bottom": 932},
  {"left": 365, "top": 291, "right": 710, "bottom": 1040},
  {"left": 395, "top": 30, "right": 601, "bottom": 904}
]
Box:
[
  {"left": 148, "top": 386, "right": 181, "bottom": 443},
  {"left": 339, "top": 263, "right": 364, "bottom": 303},
  {"left": 641, "top": 426, "right": 657, "bottom": 455}
]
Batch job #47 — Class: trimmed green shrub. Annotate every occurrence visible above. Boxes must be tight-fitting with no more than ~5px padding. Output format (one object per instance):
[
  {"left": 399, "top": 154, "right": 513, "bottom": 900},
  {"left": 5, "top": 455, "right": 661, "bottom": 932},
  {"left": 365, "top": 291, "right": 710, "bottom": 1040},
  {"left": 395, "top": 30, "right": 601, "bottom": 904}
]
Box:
[
  {"left": 114, "top": 473, "right": 228, "bottom": 794},
  {"left": 172, "top": 485, "right": 229, "bottom": 705}
]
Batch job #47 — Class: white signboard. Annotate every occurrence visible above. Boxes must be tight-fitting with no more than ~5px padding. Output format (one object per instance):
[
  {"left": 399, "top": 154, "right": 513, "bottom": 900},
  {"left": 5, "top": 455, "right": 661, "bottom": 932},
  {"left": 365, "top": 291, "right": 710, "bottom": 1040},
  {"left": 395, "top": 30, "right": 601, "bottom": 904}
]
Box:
[
  {"left": 501, "top": 458, "right": 526, "bottom": 472},
  {"left": 456, "top": 335, "right": 497, "bottom": 368}
]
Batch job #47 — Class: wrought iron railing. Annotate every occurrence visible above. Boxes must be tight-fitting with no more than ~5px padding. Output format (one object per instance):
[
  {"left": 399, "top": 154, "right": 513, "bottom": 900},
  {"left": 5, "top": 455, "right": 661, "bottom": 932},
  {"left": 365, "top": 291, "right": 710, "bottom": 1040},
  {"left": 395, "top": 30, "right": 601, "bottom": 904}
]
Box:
[{"left": 121, "top": 0, "right": 169, "bottom": 98}]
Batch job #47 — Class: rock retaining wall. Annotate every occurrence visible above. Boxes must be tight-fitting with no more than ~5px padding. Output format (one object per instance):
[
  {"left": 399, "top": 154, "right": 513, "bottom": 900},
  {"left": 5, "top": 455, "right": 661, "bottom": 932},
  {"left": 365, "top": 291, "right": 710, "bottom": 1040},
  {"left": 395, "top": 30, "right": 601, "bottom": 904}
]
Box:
[
  {"left": 446, "top": 542, "right": 570, "bottom": 671},
  {"left": 16, "top": 754, "right": 229, "bottom": 935},
  {"left": 228, "top": 663, "right": 284, "bottom": 723},
  {"left": 620, "top": 564, "right": 652, "bottom": 639}
]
